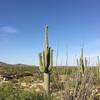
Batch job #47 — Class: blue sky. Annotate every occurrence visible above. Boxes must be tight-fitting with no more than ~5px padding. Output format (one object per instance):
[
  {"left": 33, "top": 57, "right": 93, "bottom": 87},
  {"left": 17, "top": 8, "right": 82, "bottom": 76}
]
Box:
[{"left": 0, "top": 0, "right": 100, "bottom": 65}]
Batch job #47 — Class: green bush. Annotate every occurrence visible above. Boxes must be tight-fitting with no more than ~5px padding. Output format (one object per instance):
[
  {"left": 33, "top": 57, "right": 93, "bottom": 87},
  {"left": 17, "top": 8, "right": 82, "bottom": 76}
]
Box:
[{"left": 0, "top": 82, "right": 53, "bottom": 100}]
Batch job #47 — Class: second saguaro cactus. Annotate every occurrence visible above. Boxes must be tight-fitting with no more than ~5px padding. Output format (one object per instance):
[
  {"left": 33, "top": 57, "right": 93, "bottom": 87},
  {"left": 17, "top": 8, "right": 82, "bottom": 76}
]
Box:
[
  {"left": 38, "top": 25, "right": 53, "bottom": 95},
  {"left": 96, "top": 56, "right": 100, "bottom": 78},
  {"left": 77, "top": 48, "right": 87, "bottom": 74}
]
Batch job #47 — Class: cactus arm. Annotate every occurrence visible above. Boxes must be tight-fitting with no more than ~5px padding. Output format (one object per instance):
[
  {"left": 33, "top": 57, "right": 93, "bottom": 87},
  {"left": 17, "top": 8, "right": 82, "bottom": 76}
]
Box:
[
  {"left": 77, "top": 58, "right": 79, "bottom": 66},
  {"left": 39, "top": 53, "right": 42, "bottom": 66},
  {"left": 48, "top": 48, "right": 53, "bottom": 71},
  {"left": 85, "top": 57, "right": 87, "bottom": 67},
  {"left": 39, "top": 53, "right": 45, "bottom": 72},
  {"left": 45, "top": 48, "right": 48, "bottom": 69},
  {"left": 82, "top": 60, "right": 85, "bottom": 73},
  {"left": 50, "top": 49, "right": 53, "bottom": 66},
  {"left": 42, "top": 51, "right": 45, "bottom": 67},
  {"left": 80, "top": 57, "right": 81, "bottom": 67},
  {"left": 97, "top": 56, "right": 100, "bottom": 66},
  {"left": 81, "top": 48, "right": 83, "bottom": 59}
]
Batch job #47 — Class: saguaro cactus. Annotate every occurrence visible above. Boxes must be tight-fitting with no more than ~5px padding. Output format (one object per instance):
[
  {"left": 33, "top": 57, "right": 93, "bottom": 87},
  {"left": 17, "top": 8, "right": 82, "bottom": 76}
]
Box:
[
  {"left": 96, "top": 56, "right": 100, "bottom": 78},
  {"left": 38, "top": 25, "right": 53, "bottom": 95},
  {"left": 77, "top": 48, "right": 87, "bottom": 74}
]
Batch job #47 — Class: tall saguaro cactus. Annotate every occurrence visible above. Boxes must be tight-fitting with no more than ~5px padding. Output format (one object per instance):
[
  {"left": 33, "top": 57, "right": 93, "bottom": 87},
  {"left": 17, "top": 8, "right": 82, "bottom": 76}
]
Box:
[{"left": 38, "top": 25, "right": 53, "bottom": 95}]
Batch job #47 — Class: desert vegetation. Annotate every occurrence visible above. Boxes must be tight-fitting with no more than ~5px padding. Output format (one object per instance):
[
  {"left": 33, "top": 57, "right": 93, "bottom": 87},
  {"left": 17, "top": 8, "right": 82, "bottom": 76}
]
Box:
[{"left": 0, "top": 25, "right": 100, "bottom": 100}]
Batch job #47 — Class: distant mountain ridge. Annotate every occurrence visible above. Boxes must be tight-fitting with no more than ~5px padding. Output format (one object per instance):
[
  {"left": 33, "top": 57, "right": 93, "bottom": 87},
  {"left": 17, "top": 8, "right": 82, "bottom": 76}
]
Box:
[
  {"left": 0, "top": 61, "right": 7, "bottom": 65},
  {"left": 0, "top": 61, "right": 38, "bottom": 67}
]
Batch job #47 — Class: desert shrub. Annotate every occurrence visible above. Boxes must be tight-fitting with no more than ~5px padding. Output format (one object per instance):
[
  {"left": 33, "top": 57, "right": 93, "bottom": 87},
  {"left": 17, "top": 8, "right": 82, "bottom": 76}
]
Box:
[
  {"left": 52, "top": 67, "right": 78, "bottom": 76},
  {"left": 0, "top": 65, "right": 43, "bottom": 81},
  {"left": 60, "top": 70, "right": 97, "bottom": 100},
  {"left": 0, "top": 82, "right": 54, "bottom": 100}
]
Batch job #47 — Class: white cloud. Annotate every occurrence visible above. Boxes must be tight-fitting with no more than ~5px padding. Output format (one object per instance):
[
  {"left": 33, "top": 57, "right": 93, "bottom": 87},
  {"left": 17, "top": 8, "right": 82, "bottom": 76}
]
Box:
[
  {"left": 0, "top": 26, "right": 17, "bottom": 43},
  {"left": 0, "top": 26, "right": 17, "bottom": 33}
]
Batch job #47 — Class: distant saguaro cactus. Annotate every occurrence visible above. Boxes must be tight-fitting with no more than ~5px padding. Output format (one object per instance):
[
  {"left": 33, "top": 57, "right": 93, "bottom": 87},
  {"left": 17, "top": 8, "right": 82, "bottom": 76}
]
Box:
[
  {"left": 38, "top": 25, "right": 53, "bottom": 95},
  {"left": 77, "top": 48, "right": 87, "bottom": 74},
  {"left": 96, "top": 56, "right": 100, "bottom": 78}
]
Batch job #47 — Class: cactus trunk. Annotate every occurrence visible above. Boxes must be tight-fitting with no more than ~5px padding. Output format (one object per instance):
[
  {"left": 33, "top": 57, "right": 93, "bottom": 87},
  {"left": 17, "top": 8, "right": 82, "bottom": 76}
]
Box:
[{"left": 44, "top": 73, "right": 50, "bottom": 95}]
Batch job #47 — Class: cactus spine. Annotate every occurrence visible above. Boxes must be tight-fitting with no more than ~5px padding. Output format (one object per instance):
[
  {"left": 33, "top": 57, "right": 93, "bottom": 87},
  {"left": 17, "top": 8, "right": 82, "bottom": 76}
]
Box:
[{"left": 38, "top": 25, "right": 53, "bottom": 95}]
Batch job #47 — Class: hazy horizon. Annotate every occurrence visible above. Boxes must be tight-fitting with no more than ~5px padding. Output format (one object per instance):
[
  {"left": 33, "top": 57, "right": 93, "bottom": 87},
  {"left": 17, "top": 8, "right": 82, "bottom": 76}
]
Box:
[{"left": 0, "top": 0, "right": 100, "bottom": 66}]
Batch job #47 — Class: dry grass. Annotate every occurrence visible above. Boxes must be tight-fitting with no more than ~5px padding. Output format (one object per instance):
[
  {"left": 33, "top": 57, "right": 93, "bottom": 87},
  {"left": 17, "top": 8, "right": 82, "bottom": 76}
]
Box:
[{"left": 60, "top": 70, "right": 98, "bottom": 100}]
